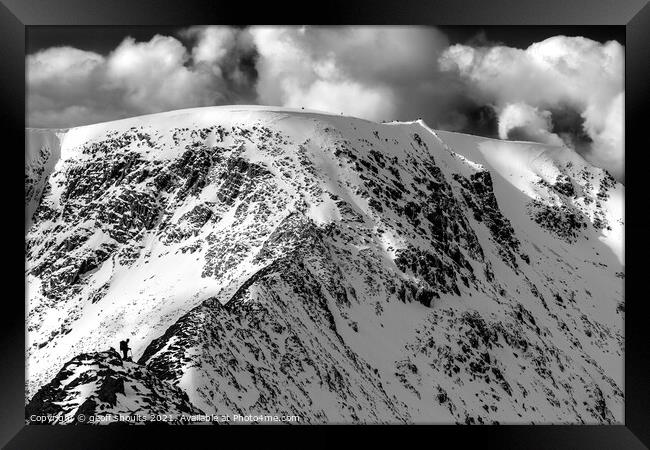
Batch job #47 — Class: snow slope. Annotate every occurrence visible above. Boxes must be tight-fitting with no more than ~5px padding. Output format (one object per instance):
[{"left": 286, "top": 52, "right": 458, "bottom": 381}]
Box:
[
  {"left": 25, "top": 128, "right": 65, "bottom": 231},
  {"left": 26, "top": 106, "right": 624, "bottom": 424}
]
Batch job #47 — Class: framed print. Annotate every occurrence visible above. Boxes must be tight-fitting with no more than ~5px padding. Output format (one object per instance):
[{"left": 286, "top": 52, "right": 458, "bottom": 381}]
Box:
[{"left": 2, "top": 0, "right": 649, "bottom": 448}]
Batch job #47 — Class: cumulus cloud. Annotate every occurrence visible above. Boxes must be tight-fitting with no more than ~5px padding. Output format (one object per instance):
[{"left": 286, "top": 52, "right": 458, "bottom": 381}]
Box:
[
  {"left": 182, "top": 26, "right": 257, "bottom": 89},
  {"left": 440, "top": 36, "right": 624, "bottom": 180},
  {"left": 27, "top": 28, "right": 257, "bottom": 128},
  {"left": 249, "top": 27, "right": 400, "bottom": 120},
  {"left": 27, "top": 47, "right": 113, "bottom": 126},
  {"left": 248, "top": 26, "right": 462, "bottom": 124},
  {"left": 27, "top": 26, "right": 465, "bottom": 127},
  {"left": 27, "top": 27, "right": 624, "bottom": 181},
  {"left": 105, "top": 35, "right": 217, "bottom": 112}
]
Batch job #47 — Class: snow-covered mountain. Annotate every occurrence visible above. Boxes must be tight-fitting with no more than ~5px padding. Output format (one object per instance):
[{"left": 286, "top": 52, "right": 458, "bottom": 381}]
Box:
[
  {"left": 25, "top": 105, "right": 624, "bottom": 424},
  {"left": 25, "top": 128, "right": 65, "bottom": 232}
]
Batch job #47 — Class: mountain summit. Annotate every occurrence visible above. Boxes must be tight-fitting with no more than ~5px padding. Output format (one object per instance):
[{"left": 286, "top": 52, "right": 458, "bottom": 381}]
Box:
[{"left": 26, "top": 105, "right": 624, "bottom": 424}]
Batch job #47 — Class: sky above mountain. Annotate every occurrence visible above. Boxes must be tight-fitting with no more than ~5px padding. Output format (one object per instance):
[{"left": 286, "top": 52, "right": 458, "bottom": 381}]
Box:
[{"left": 26, "top": 26, "right": 624, "bottom": 182}]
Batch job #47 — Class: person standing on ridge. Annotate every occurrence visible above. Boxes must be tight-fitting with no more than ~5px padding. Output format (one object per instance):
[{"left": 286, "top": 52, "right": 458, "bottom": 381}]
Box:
[{"left": 119, "top": 338, "right": 131, "bottom": 361}]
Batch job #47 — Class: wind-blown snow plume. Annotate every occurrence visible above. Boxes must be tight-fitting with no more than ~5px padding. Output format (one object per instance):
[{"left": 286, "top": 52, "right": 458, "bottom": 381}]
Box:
[{"left": 497, "top": 103, "right": 565, "bottom": 146}]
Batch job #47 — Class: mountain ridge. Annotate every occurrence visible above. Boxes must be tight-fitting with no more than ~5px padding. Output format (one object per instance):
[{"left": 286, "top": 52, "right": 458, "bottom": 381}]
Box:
[{"left": 25, "top": 105, "right": 624, "bottom": 424}]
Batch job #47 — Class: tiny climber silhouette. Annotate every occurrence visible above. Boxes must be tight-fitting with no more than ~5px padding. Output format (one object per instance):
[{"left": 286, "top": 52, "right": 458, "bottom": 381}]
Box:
[{"left": 119, "top": 338, "right": 131, "bottom": 361}]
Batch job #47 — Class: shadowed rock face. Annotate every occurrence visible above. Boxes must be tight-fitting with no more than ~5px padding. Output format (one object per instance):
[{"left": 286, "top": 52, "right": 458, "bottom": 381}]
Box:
[
  {"left": 26, "top": 349, "right": 202, "bottom": 424},
  {"left": 26, "top": 107, "right": 624, "bottom": 424}
]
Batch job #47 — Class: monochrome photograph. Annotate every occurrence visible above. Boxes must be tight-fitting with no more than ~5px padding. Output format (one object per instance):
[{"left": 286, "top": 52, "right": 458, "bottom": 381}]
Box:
[{"left": 24, "top": 25, "right": 625, "bottom": 425}]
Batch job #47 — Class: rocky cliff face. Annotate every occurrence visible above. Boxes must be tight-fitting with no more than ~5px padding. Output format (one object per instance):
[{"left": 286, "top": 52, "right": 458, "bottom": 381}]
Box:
[{"left": 26, "top": 106, "right": 624, "bottom": 424}]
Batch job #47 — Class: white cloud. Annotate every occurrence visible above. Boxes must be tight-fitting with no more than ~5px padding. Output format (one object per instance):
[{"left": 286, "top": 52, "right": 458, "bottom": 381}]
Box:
[
  {"left": 105, "top": 35, "right": 219, "bottom": 112},
  {"left": 186, "top": 26, "right": 238, "bottom": 66},
  {"left": 440, "top": 36, "right": 624, "bottom": 180},
  {"left": 249, "top": 26, "right": 452, "bottom": 122},
  {"left": 181, "top": 26, "right": 257, "bottom": 87},
  {"left": 27, "top": 29, "right": 253, "bottom": 128},
  {"left": 27, "top": 46, "right": 103, "bottom": 86},
  {"left": 284, "top": 79, "right": 395, "bottom": 119},
  {"left": 585, "top": 92, "right": 624, "bottom": 180},
  {"left": 26, "top": 28, "right": 624, "bottom": 181},
  {"left": 27, "top": 47, "right": 105, "bottom": 109},
  {"left": 25, "top": 26, "right": 470, "bottom": 128}
]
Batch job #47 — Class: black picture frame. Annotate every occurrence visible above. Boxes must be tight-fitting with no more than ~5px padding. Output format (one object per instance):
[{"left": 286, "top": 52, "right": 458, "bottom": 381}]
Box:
[{"left": 3, "top": 0, "right": 649, "bottom": 448}]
